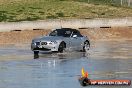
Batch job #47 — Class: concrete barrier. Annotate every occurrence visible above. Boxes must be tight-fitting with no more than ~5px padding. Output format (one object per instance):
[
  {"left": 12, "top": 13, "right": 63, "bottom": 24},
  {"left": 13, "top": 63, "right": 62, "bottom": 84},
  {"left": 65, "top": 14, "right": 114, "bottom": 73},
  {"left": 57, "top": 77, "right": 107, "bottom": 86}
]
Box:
[{"left": 0, "top": 17, "right": 132, "bottom": 32}]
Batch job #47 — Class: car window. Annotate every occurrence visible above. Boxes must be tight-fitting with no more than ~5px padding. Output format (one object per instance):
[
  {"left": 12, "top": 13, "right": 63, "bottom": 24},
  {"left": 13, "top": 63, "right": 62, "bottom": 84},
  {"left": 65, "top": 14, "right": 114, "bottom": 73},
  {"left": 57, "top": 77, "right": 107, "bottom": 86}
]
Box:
[
  {"left": 64, "top": 30, "right": 72, "bottom": 37},
  {"left": 49, "top": 29, "right": 72, "bottom": 37},
  {"left": 72, "top": 30, "right": 83, "bottom": 37},
  {"left": 49, "top": 30, "right": 58, "bottom": 36}
]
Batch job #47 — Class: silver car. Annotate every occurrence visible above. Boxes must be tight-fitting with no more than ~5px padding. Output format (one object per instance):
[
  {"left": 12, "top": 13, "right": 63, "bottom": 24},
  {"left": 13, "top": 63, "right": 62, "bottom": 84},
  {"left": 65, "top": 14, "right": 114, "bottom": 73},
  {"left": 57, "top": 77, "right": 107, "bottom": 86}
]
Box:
[{"left": 31, "top": 28, "right": 90, "bottom": 54}]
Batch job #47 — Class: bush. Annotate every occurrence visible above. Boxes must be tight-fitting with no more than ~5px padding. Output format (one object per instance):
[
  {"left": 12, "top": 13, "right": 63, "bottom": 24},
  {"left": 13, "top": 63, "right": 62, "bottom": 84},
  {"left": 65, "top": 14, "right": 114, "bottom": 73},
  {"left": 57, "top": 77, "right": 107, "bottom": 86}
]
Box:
[{"left": 56, "top": 12, "right": 64, "bottom": 17}]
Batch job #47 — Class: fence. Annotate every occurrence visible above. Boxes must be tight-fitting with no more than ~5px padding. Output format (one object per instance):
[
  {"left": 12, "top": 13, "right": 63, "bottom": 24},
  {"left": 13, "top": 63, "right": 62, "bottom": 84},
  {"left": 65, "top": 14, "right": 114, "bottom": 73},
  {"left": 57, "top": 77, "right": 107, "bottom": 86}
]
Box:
[
  {"left": 0, "top": 17, "right": 132, "bottom": 32},
  {"left": 77, "top": 0, "right": 132, "bottom": 7},
  {"left": 113, "top": 0, "right": 132, "bottom": 7}
]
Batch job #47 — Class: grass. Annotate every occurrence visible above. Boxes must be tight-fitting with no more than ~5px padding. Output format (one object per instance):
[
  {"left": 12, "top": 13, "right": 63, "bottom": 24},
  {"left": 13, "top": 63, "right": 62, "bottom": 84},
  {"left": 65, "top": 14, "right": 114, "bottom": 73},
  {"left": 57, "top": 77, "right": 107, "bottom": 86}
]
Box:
[{"left": 0, "top": 0, "right": 131, "bottom": 22}]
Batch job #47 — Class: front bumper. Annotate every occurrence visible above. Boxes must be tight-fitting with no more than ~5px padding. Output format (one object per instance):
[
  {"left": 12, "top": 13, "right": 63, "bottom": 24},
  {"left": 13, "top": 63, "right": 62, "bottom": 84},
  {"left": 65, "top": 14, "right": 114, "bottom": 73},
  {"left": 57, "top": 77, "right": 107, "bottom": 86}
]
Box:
[
  {"left": 33, "top": 47, "right": 51, "bottom": 51},
  {"left": 31, "top": 42, "right": 59, "bottom": 52}
]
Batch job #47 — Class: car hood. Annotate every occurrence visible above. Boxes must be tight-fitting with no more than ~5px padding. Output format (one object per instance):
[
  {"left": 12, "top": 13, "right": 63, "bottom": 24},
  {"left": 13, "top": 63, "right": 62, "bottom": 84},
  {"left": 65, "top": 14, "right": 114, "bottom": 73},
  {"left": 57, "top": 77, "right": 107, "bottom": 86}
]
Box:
[{"left": 33, "top": 36, "right": 63, "bottom": 42}]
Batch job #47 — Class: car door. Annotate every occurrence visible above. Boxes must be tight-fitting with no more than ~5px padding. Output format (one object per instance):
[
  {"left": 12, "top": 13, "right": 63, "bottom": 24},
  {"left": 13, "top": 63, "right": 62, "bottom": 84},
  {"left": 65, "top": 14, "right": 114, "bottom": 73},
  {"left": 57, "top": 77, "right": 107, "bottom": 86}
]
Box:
[
  {"left": 71, "top": 30, "right": 83, "bottom": 51},
  {"left": 63, "top": 30, "right": 73, "bottom": 50}
]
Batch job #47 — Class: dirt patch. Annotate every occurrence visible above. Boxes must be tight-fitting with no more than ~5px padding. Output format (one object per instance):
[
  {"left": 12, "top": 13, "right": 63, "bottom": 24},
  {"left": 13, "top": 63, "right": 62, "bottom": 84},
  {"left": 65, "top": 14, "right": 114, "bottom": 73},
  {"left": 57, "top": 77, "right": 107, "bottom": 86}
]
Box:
[
  {"left": 0, "top": 27, "right": 132, "bottom": 44},
  {"left": 80, "top": 27, "right": 132, "bottom": 41},
  {"left": 0, "top": 29, "right": 51, "bottom": 44}
]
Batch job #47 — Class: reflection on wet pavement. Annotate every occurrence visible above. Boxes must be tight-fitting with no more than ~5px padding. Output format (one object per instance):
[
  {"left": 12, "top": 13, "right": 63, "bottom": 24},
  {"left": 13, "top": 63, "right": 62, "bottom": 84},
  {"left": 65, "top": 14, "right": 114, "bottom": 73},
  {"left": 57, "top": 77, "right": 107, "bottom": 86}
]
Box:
[{"left": 0, "top": 41, "right": 131, "bottom": 88}]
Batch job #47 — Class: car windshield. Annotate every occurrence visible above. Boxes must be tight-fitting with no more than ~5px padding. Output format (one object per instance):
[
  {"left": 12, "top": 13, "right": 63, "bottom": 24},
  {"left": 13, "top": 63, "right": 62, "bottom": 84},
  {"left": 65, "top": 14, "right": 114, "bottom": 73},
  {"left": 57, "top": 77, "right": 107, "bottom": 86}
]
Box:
[{"left": 49, "top": 29, "right": 72, "bottom": 37}]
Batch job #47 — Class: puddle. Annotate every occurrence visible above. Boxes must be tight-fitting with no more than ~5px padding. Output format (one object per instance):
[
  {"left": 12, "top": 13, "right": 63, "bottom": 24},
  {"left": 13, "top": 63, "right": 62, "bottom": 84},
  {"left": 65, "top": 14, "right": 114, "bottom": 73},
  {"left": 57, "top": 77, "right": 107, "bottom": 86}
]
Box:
[{"left": 0, "top": 41, "right": 131, "bottom": 88}]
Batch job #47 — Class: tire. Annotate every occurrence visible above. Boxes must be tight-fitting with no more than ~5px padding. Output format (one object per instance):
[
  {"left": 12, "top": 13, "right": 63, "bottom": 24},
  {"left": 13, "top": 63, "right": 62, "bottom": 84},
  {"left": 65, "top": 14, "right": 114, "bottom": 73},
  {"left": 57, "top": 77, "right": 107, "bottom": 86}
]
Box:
[
  {"left": 34, "top": 51, "right": 39, "bottom": 55},
  {"left": 82, "top": 41, "right": 90, "bottom": 52},
  {"left": 79, "top": 77, "right": 90, "bottom": 86},
  {"left": 58, "top": 42, "right": 65, "bottom": 53}
]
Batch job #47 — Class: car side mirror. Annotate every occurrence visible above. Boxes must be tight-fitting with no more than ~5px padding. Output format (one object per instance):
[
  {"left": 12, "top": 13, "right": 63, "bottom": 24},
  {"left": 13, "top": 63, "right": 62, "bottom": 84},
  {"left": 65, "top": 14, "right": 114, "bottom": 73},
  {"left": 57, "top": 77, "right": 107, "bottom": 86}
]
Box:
[{"left": 73, "top": 35, "right": 77, "bottom": 38}]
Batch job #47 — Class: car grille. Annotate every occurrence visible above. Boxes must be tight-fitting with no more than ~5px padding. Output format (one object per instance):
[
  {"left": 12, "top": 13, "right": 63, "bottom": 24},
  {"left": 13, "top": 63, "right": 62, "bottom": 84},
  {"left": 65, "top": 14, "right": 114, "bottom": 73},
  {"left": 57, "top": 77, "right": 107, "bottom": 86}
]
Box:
[
  {"left": 35, "top": 42, "right": 47, "bottom": 45},
  {"left": 41, "top": 42, "right": 47, "bottom": 45}
]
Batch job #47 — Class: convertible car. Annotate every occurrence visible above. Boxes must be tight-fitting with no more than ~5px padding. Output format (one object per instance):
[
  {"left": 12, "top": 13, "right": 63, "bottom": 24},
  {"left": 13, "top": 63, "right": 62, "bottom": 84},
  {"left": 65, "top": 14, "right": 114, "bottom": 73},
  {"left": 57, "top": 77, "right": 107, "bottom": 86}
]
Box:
[{"left": 31, "top": 28, "right": 90, "bottom": 54}]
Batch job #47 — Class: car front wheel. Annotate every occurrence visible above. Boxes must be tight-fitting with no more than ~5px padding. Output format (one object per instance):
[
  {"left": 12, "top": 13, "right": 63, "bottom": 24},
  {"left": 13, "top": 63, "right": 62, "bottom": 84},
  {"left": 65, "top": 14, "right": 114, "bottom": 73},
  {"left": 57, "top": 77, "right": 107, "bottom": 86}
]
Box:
[
  {"left": 34, "top": 51, "right": 39, "bottom": 55},
  {"left": 83, "top": 41, "right": 90, "bottom": 52},
  {"left": 58, "top": 42, "right": 65, "bottom": 53}
]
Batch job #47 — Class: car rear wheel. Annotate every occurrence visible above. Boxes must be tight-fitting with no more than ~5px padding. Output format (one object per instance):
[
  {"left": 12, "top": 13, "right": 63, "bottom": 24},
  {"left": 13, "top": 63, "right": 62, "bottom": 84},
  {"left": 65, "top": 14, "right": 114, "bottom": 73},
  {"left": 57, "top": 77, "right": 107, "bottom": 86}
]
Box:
[
  {"left": 58, "top": 42, "right": 65, "bottom": 53},
  {"left": 83, "top": 41, "right": 90, "bottom": 52}
]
